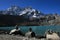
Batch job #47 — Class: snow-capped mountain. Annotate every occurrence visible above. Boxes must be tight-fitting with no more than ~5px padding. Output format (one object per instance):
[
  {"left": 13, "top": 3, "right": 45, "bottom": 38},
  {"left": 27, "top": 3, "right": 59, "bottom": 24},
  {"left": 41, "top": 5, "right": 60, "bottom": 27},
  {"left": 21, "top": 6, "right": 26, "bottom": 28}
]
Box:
[
  {"left": 5, "top": 6, "right": 22, "bottom": 15},
  {"left": 0, "top": 6, "right": 44, "bottom": 19},
  {"left": 19, "top": 7, "right": 40, "bottom": 18}
]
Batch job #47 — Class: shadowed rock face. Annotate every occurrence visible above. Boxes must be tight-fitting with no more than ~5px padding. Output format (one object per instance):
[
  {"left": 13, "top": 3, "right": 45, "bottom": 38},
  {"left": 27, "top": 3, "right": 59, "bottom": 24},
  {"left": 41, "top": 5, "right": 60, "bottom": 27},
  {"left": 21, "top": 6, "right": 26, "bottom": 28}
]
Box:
[
  {"left": 31, "top": 32, "right": 35, "bottom": 37},
  {"left": 0, "top": 14, "right": 27, "bottom": 26}
]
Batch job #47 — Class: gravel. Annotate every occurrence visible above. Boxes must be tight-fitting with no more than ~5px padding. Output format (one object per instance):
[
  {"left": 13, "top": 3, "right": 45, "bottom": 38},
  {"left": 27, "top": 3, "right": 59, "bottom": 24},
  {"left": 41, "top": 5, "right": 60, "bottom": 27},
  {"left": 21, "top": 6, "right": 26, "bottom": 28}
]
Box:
[
  {"left": 0, "top": 34, "right": 59, "bottom": 40},
  {"left": 0, "top": 34, "right": 46, "bottom": 40}
]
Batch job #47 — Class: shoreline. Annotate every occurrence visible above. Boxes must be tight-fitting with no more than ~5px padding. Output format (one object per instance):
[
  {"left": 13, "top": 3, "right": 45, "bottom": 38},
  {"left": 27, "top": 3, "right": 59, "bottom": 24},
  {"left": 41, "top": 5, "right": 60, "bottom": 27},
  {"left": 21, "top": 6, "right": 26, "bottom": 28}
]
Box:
[
  {"left": 0, "top": 34, "right": 60, "bottom": 40},
  {"left": 0, "top": 30, "right": 60, "bottom": 40},
  {"left": 0, "top": 34, "right": 46, "bottom": 40}
]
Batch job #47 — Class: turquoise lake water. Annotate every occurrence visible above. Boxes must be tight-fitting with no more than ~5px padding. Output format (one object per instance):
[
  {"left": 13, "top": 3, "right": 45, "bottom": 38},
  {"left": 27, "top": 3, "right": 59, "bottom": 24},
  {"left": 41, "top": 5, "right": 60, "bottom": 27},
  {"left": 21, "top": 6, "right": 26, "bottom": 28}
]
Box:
[{"left": 0, "top": 26, "right": 60, "bottom": 35}]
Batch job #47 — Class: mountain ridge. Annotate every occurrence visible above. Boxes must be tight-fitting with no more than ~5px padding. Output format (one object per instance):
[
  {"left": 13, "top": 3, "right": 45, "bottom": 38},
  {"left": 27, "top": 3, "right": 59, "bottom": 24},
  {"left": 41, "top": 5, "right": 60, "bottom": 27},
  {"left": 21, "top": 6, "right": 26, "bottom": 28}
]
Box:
[{"left": 0, "top": 6, "right": 60, "bottom": 26}]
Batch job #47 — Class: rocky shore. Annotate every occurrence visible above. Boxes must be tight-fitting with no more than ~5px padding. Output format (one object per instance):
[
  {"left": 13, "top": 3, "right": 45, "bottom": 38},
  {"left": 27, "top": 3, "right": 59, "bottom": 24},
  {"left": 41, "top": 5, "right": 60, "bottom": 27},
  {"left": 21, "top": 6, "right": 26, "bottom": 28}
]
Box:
[
  {"left": 0, "top": 34, "right": 60, "bottom": 40},
  {"left": 0, "top": 34, "right": 46, "bottom": 40}
]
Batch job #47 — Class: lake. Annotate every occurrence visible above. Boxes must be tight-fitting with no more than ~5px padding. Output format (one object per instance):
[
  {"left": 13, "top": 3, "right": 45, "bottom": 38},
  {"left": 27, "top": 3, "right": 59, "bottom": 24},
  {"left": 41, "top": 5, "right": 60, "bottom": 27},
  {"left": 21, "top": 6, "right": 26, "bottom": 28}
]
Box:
[{"left": 0, "top": 25, "right": 60, "bottom": 36}]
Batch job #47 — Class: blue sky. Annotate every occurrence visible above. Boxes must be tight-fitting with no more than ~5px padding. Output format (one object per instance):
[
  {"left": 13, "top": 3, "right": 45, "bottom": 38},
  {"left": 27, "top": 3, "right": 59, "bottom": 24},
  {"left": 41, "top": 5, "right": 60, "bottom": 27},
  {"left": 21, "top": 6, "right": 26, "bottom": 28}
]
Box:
[{"left": 0, "top": 0, "right": 60, "bottom": 14}]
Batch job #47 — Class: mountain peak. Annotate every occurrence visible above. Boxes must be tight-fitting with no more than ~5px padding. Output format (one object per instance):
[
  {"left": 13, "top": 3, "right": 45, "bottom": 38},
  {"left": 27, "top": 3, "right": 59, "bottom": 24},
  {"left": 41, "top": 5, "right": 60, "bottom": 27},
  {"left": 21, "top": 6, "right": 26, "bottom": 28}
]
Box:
[{"left": 0, "top": 6, "right": 44, "bottom": 19}]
